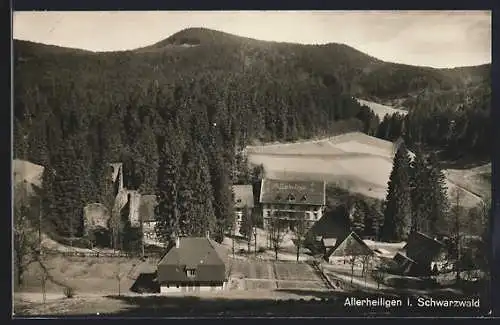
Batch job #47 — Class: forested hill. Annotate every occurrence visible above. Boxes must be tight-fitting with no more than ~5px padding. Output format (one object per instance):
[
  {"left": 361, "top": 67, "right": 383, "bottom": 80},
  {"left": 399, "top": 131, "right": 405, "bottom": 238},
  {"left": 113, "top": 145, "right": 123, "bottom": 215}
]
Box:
[
  {"left": 13, "top": 27, "right": 491, "bottom": 241},
  {"left": 16, "top": 27, "right": 490, "bottom": 106}
]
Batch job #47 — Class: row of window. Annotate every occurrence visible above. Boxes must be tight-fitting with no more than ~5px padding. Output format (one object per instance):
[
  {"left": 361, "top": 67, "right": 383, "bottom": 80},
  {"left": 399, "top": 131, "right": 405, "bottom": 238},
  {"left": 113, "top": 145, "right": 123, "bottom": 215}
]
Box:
[
  {"left": 265, "top": 210, "right": 320, "bottom": 220},
  {"left": 274, "top": 194, "right": 308, "bottom": 202},
  {"left": 165, "top": 284, "right": 220, "bottom": 289},
  {"left": 263, "top": 204, "right": 322, "bottom": 211}
]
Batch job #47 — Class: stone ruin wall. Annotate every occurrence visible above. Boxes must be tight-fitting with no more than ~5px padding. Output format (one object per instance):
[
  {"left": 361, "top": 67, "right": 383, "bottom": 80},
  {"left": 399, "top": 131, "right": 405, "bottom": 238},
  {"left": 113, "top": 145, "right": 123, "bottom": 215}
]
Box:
[{"left": 83, "top": 203, "right": 109, "bottom": 234}]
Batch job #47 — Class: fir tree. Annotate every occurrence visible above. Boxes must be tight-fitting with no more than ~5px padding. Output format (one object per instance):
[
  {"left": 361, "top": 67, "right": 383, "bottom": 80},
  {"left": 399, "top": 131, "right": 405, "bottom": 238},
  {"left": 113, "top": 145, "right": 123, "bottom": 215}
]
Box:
[
  {"left": 133, "top": 117, "right": 160, "bottom": 194},
  {"left": 426, "top": 152, "right": 449, "bottom": 235},
  {"left": 207, "top": 125, "right": 234, "bottom": 242},
  {"left": 382, "top": 142, "right": 412, "bottom": 242},
  {"left": 239, "top": 206, "right": 254, "bottom": 252},
  {"left": 50, "top": 138, "right": 85, "bottom": 238},
  {"left": 409, "top": 146, "right": 432, "bottom": 233},
  {"left": 155, "top": 126, "right": 184, "bottom": 244},
  {"left": 178, "top": 141, "right": 216, "bottom": 237},
  {"left": 350, "top": 201, "right": 366, "bottom": 235}
]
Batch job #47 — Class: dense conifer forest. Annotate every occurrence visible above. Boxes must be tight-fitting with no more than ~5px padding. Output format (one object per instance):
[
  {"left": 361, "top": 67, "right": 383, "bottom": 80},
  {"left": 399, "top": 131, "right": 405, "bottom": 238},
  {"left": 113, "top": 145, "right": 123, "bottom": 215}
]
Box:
[{"left": 13, "top": 28, "right": 491, "bottom": 243}]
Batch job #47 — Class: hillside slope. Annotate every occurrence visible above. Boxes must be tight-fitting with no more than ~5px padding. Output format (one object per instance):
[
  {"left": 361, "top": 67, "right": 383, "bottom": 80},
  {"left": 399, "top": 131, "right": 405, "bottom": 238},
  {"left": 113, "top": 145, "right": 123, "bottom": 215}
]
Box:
[
  {"left": 15, "top": 27, "right": 490, "bottom": 111},
  {"left": 13, "top": 28, "right": 490, "bottom": 240},
  {"left": 247, "top": 132, "right": 485, "bottom": 208}
]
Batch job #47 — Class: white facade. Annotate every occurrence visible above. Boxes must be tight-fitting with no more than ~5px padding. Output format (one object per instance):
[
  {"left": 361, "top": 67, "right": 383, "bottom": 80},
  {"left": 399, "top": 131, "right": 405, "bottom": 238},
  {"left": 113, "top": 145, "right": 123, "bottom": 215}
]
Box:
[
  {"left": 128, "top": 191, "right": 142, "bottom": 228},
  {"left": 160, "top": 282, "right": 227, "bottom": 294},
  {"left": 142, "top": 221, "right": 158, "bottom": 242},
  {"left": 431, "top": 260, "right": 453, "bottom": 273},
  {"left": 262, "top": 204, "right": 324, "bottom": 229},
  {"left": 328, "top": 255, "right": 365, "bottom": 266},
  {"left": 234, "top": 210, "right": 243, "bottom": 235}
]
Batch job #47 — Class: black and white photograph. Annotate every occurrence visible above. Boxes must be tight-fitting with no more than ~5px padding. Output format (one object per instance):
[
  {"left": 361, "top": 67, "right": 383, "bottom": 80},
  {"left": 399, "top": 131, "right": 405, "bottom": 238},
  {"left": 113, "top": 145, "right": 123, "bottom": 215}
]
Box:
[{"left": 12, "top": 10, "right": 493, "bottom": 317}]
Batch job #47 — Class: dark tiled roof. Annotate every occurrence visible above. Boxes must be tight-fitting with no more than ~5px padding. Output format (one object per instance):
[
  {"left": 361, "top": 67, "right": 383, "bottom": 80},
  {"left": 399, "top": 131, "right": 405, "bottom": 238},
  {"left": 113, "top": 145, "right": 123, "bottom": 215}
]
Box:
[
  {"left": 232, "top": 185, "right": 255, "bottom": 209},
  {"left": 259, "top": 179, "right": 326, "bottom": 206},
  {"left": 325, "top": 232, "right": 373, "bottom": 258},
  {"left": 393, "top": 252, "right": 416, "bottom": 265},
  {"left": 306, "top": 205, "right": 350, "bottom": 239},
  {"left": 405, "top": 231, "right": 445, "bottom": 263},
  {"left": 157, "top": 237, "right": 228, "bottom": 283},
  {"left": 158, "top": 237, "right": 226, "bottom": 269},
  {"left": 139, "top": 194, "right": 158, "bottom": 222},
  {"left": 392, "top": 252, "right": 417, "bottom": 274}
]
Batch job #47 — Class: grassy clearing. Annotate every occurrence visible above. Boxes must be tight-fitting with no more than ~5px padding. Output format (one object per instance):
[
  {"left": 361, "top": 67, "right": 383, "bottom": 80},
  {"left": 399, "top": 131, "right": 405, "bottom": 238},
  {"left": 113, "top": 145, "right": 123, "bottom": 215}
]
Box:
[
  {"left": 13, "top": 159, "right": 44, "bottom": 189},
  {"left": 444, "top": 163, "right": 491, "bottom": 200},
  {"left": 355, "top": 98, "right": 408, "bottom": 120},
  {"left": 247, "top": 132, "right": 483, "bottom": 207}
]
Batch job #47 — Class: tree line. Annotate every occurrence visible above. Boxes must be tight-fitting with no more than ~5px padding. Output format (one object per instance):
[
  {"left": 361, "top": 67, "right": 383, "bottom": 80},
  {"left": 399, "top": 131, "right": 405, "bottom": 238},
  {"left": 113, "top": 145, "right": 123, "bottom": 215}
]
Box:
[
  {"left": 14, "top": 67, "right": 379, "bottom": 246},
  {"left": 13, "top": 29, "right": 490, "bottom": 248}
]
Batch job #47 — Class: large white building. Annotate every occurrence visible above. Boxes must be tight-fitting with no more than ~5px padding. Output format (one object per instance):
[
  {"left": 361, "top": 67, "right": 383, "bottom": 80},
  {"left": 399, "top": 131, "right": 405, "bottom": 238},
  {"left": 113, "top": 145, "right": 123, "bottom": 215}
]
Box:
[{"left": 259, "top": 179, "right": 326, "bottom": 231}]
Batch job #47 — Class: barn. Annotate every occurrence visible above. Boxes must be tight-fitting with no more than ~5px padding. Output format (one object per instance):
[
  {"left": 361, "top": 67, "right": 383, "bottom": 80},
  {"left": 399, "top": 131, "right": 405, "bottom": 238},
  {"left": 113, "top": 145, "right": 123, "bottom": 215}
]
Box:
[
  {"left": 392, "top": 231, "right": 445, "bottom": 275},
  {"left": 156, "top": 235, "right": 229, "bottom": 294},
  {"left": 324, "top": 231, "right": 374, "bottom": 265}
]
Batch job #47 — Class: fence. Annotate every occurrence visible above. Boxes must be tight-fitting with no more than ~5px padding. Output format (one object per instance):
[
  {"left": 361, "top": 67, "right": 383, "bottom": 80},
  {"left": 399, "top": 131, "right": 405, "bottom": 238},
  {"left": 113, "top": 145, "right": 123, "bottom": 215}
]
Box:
[{"left": 41, "top": 248, "right": 163, "bottom": 259}]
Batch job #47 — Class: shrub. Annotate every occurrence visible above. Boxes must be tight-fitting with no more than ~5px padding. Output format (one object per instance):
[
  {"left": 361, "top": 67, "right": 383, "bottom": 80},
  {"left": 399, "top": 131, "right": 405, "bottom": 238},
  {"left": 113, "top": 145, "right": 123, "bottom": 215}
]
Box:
[
  {"left": 63, "top": 286, "right": 75, "bottom": 299},
  {"left": 257, "top": 247, "right": 266, "bottom": 253}
]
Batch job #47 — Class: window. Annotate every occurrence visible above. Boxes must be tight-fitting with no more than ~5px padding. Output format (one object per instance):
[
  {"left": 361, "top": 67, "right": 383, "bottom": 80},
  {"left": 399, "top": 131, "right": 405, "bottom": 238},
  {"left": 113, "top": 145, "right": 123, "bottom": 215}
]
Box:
[
  {"left": 301, "top": 195, "right": 307, "bottom": 201},
  {"left": 287, "top": 194, "right": 295, "bottom": 202},
  {"left": 186, "top": 269, "right": 196, "bottom": 278},
  {"left": 313, "top": 212, "right": 318, "bottom": 220},
  {"left": 236, "top": 198, "right": 242, "bottom": 203},
  {"left": 266, "top": 211, "right": 271, "bottom": 217}
]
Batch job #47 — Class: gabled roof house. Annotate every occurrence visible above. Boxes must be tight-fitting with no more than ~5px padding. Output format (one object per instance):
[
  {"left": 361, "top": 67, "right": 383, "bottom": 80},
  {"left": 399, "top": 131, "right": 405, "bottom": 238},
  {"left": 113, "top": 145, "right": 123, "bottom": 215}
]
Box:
[
  {"left": 391, "top": 231, "right": 445, "bottom": 275},
  {"left": 325, "top": 231, "right": 374, "bottom": 263},
  {"left": 156, "top": 235, "right": 229, "bottom": 294}
]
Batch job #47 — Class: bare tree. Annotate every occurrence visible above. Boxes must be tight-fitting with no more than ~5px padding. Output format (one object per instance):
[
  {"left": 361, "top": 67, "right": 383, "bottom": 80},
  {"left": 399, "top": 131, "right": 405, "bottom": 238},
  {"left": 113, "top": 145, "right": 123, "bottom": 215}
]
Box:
[
  {"left": 115, "top": 260, "right": 123, "bottom": 296},
  {"left": 251, "top": 226, "right": 257, "bottom": 256},
  {"left": 269, "top": 213, "right": 286, "bottom": 261},
  {"left": 360, "top": 254, "right": 373, "bottom": 286},
  {"left": 294, "top": 213, "right": 307, "bottom": 262},
  {"left": 372, "top": 267, "right": 386, "bottom": 289},
  {"left": 240, "top": 205, "right": 254, "bottom": 253},
  {"left": 348, "top": 255, "right": 359, "bottom": 284},
  {"left": 13, "top": 183, "right": 38, "bottom": 287},
  {"left": 100, "top": 167, "right": 118, "bottom": 250}
]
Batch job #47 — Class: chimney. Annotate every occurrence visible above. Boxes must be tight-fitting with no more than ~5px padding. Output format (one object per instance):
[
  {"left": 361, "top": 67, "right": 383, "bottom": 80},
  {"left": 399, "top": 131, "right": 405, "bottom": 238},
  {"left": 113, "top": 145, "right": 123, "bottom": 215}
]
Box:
[{"left": 175, "top": 237, "right": 180, "bottom": 248}]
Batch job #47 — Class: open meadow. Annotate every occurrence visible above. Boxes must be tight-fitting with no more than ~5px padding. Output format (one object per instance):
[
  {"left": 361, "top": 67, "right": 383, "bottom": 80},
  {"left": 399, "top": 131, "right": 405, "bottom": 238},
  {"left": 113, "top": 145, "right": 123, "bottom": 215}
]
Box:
[
  {"left": 246, "top": 132, "right": 485, "bottom": 208},
  {"left": 355, "top": 98, "right": 408, "bottom": 119}
]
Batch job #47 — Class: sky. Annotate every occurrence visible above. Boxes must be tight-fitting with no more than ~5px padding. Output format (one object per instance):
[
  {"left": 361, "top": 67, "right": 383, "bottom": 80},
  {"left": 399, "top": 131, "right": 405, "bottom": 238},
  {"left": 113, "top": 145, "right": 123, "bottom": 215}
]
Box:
[{"left": 13, "top": 10, "right": 491, "bottom": 68}]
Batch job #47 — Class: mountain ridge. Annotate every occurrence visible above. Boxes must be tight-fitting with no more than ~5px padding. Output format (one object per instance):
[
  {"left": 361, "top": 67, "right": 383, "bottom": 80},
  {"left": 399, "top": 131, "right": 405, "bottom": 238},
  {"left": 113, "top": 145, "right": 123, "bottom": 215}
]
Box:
[
  {"left": 14, "top": 27, "right": 491, "bottom": 71},
  {"left": 15, "top": 27, "right": 491, "bottom": 111}
]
